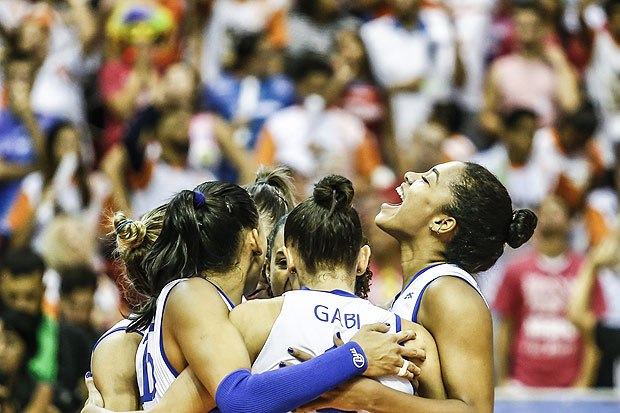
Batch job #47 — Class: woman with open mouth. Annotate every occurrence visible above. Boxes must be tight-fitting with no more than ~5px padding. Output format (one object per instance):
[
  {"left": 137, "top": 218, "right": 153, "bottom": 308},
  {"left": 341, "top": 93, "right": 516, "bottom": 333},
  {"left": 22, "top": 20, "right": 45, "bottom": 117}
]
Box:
[{"left": 367, "top": 161, "right": 537, "bottom": 413}]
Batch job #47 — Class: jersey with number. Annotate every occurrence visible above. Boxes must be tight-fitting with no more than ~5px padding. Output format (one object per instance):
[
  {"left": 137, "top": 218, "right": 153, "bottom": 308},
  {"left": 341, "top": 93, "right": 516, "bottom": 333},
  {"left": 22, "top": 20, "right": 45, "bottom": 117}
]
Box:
[
  {"left": 252, "top": 287, "right": 415, "bottom": 408},
  {"left": 391, "top": 263, "right": 488, "bottom": 323},
  {"left": 136, "top": 278, "right": 235, "bottom": 410}
]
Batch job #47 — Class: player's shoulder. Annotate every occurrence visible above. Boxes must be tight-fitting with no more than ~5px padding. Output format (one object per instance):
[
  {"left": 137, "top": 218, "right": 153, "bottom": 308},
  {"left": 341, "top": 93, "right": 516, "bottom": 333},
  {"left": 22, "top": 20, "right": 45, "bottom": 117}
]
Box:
[
  {"left": 423, "top": 275, "right": 488, "bottom": 316},
  {"left": 166, "top": 277, "right": 231, "bottom": 318}
]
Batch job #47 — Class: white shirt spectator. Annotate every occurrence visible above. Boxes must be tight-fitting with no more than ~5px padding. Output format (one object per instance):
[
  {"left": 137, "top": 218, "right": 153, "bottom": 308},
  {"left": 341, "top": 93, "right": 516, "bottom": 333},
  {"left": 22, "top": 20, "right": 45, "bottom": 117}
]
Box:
[
  {"left": 445, "top": 0, "right": 494, "bottom": 111},
  {"left": 360, "top": 9, "right": 455, "bottom": 148},
  {"left": 471, "top": 142, "right": 555, "bottom": 209},
  {"left": 586, "top": 7, "right": 620, "bottom": 145},
  {"left": 0, "top": 0, "right": 97, "bottom": 125}
]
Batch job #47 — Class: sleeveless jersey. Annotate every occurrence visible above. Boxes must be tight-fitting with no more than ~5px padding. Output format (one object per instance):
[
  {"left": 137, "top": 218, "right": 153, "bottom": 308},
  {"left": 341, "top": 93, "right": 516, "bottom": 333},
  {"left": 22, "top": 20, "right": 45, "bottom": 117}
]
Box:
[
  {"left": 136, "top": 278, "right": 235, "bottom": 410},
  {"left": 391, "top": 263, "right": 488, "bottom": 323},
  {"left": 90, "top": 318, "right": 144, "bottom": 370},
  {"left": 253, "top": 287, "right": 414, "bottom": 412}
]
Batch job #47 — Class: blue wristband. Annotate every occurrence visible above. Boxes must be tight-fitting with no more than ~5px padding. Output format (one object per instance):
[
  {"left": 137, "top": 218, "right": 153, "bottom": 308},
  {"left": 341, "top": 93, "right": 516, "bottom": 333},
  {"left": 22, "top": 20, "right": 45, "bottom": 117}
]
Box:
[{"left": 215, "top": 341, "right": 367, "bottom": 413}]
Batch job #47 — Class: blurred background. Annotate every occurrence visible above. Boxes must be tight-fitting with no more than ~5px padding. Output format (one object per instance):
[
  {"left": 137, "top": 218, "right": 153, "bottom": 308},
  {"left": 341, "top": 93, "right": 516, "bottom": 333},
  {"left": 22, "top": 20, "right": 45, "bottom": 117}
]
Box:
[{"left": 0, "top": 0, "right": 619, "bottom": 411}]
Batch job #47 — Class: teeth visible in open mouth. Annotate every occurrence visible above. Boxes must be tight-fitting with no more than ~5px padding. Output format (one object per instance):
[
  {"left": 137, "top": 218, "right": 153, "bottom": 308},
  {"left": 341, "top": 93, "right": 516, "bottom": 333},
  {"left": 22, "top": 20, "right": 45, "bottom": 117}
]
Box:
[{"left": 396, "top": 186, "right": 404, "bottom": 201}]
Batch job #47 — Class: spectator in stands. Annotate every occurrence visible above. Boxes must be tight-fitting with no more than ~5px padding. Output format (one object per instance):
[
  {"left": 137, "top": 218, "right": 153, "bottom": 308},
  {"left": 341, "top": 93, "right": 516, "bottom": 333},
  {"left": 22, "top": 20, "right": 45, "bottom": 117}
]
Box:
[
  {"left": 472, "top": 108, "right": 554, "bottom": 209},
  {"left": 99, "top": 0, "right": 177, "bottom": 153},
  {"left": 481, "top": 1, "right": 580, "bottom": 139},
  {"left": 199, "top": 0, "right": 288, "bottom": 83},
  {"left": 103, "top": 62, "right": 254, "bottom": 217},
  {"left": 0, "top": 56, "right": 57, "bottom": 249},
  {"left": 584, "top": 144, "right": 620, "bottom": 249},
  {"left": 360, "top": 0, "right": 455, "bottom": 148},
  {"left": 3, "top": 120, "right": 112, "bottom": 252},
  {"left": 495, "top": 195, "right": 604, "bottom": 388},
  {"left": 444, "top": 0, "right": 495, "bottom": 145},
  {"left": 287, "top": 0, "right": 359, "bottom": 60},
  {"left": 403, "top": 102, "right": 477, "bottom": 176},
  {"left": 586, "top": 0, "right": 620, "bottom": 146},
  {"left": 0, "top": 309, "right": 40, "bottom": 413},
  {"left": 203, "top": 30, "right": 295, "bottom": 181},
  {"left": 569, "top": 234, "right": 620, "bottom": 387},
  {"left": 0, "top": 0, "right": 98, "bottom": 128},
  {"left": 332, "top": 29, "right": 386, "bottom": 147},
  {"left": 255, "top": 54, "right": 390, "bottom": 197},
  {"left": 532, "top": 102, "right": 604, "bottom": 211},
  {"left": 0, "top": 248, "right": 58, "bottom": 412},
  {"left": 55, "top": 266, "right": 99, "bottom": 412}
]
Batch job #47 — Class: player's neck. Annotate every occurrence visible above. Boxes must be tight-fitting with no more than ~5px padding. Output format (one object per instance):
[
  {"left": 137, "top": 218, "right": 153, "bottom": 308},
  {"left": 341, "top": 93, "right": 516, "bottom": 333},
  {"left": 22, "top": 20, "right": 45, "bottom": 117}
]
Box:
[
  {"left": 300, "top": 269, "right": 356, "bottom": 294},
  {"left": 399, "top": 240, "right": 446, "bottom": 290},
  {"left": 202, "top": 268, "right": 246, "bottom": 306}
]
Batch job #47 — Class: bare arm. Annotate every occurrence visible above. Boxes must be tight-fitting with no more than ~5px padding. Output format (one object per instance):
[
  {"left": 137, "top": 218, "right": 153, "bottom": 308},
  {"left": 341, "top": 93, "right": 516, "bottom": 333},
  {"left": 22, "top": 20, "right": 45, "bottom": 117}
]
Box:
[
  {"left": 545, "top": 46, "right": 581, "bottom": 113},
  {"left": 0, "top": 161, "right": 35, "bottom": 181},
  {"left": 496, "top": 315, "right": 515, "bottom": 386},
  {"left": 22, "top": 383, "right": 53, "bottom": 413},
  {"left": 347, "top": 279, "right": 494, "bottom": 413},
  {"left": 417, "top": 277, "right": 494, "bottom": 413},
  {"left": 479, "top": 63, "right": 503, "bottom": 138},
  {"left": 66, "top": 0, "right": 98, "bottom": 53},
  {"left": 91, "top": 331, "right": 143, "bottom": 411},
  {"left": 100, "top": 145, "right": 132, "bottom": 215},
  {"left": 213, "top": 117, "right": 255, "bottom": 185},
  {"left": 573, "top": 332, "right": 601, "bottom": 387},
  {"left": 568, "top": 237, "right": 618, "bottom": 335},
  {"left": 228, "top": 297, "right": 283, "bottom": 363}
]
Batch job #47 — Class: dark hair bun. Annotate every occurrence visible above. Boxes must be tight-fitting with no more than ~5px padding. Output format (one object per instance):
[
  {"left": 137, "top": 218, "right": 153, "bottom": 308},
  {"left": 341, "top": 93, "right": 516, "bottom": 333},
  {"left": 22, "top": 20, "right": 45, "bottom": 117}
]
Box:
[
  {"left": 313, "top": 175, "right": 354, "bottom": 212},
  {"left": 507, "top": 209, "right": 538, "bottom": 249}
]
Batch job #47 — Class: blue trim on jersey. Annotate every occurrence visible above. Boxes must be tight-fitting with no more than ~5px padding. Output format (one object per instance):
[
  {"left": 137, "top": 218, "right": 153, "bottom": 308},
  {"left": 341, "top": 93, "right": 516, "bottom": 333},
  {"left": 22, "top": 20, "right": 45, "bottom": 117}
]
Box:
[
  {"left": 160, "top": 288, "right": 180, "bottom": 378},
  {"left": 411, "top": 274, "right": 484, "bottom": 323},
  {"left": 391, "top": 263, "right": 445, "bottom": 309},
  {"left": 300, "top": 286, "right": 359, "bottom": 298},
  {"left": 412, "top": 284, "right": 430, "bottom": 323},
  {"left": 393, "top": 314, "right": 417, "bottom": 395},
  {"left": 91, "top": 324, "right": 143, "bottom": 354},
  {"left": 203, "top": 278, "right": 235, "bottom": 309},
  {"left": 92, "top": 327, "right": 127, "bottom": 353}
]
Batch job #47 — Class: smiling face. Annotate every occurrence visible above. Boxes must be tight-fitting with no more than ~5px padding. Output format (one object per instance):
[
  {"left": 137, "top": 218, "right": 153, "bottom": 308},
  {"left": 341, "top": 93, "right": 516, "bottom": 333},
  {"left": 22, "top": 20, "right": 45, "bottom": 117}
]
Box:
[{"left": 375, "top": 162, "right": 464, "bottom": 241}]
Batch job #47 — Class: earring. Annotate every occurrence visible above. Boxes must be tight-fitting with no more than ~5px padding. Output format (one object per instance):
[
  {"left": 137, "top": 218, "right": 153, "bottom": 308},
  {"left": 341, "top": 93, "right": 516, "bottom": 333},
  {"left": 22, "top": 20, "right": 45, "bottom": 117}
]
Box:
[{"left": 253, "top": 249, "right": 262, "bottom": 256}]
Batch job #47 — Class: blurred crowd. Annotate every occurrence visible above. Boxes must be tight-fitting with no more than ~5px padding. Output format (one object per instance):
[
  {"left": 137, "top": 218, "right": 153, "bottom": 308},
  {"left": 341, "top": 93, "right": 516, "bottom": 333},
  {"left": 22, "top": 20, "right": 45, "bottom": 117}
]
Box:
[{"left": 0, "top": 0, "right": 620, "bottom": 411}]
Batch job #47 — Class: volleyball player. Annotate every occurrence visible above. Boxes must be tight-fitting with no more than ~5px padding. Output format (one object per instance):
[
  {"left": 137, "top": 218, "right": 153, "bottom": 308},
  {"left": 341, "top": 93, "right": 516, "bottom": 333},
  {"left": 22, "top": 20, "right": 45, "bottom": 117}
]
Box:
[
  {"left": 290, "top": 162, "right": 536, "bottom": 413},
  {"left": 317, "top": 162, "right": 537, "bottom": 411},
  {"left": 82, "top": 176, "right": 437, "bottom": 413},
  {"left": 90, "top": 205, "right": 166, "bottom": 410},
  {"left": 89, "top": 167, "right": 297, "bottom": 410},
  {"left": 121, "top": 180, "right": 419, "bottom": 413}
]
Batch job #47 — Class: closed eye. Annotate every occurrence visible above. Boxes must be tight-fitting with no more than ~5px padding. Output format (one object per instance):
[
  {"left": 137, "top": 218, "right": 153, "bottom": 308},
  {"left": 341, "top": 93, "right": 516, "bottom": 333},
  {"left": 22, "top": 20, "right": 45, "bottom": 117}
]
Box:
[{"left": 421, "top": 176, "right": 430, "bottom": 186}]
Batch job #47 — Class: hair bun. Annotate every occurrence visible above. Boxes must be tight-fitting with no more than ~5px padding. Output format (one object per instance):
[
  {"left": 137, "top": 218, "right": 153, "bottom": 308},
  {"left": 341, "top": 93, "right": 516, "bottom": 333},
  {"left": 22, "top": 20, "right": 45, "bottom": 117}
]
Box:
[
  {"left": 507, "top": 209, "right": 538, "bottom": 249},
  {"left": 313, "top": 175, "right": 354, "bottom": 212},
  {"left": 113, "top": 212, "right": 147, "bottom": 250}
]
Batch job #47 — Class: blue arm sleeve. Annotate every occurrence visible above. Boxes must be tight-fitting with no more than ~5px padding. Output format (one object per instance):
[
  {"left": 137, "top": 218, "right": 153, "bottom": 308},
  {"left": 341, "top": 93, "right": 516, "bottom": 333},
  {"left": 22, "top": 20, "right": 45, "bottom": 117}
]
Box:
[{"left": 215, "top": 341, "right": 367, "bottom": 413}]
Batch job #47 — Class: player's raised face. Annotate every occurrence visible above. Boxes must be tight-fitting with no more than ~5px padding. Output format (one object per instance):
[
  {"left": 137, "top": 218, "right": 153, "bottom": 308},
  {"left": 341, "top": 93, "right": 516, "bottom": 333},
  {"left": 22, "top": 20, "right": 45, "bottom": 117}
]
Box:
[{"left": 375, "top": 162, "right": 462, "bottom": 240}]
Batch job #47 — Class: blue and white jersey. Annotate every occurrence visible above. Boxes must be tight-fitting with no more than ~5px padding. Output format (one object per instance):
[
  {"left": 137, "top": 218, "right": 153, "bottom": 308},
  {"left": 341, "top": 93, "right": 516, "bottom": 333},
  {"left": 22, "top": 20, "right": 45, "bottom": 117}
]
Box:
[
  {"left": 252, "top": 287, "right": 414, "bottom": 412},
  {"left": 90, "top": 318, "right": 144, "bottom": 369},
  {"left": 391, "top": 263, "right": 488, "bottom": 323},
  {"left": 136, "top": 278, "right": 235, "bottom": 410}
]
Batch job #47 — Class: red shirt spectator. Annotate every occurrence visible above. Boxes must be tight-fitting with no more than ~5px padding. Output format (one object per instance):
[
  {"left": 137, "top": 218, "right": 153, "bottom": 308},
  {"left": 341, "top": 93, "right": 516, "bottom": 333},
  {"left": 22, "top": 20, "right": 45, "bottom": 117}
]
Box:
[{"left": 495, "top": 249, "right": 606, "bottom": 387}]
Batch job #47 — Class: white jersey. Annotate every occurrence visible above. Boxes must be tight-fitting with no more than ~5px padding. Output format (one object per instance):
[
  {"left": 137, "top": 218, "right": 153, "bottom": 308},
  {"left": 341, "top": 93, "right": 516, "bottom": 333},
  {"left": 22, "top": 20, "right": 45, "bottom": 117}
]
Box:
[
  {"left": 253, "top": 287, "right": 415, "bottom": 408},
  {"left": 391, "top": 264, "right": 488, "bottom": 323},
  {"left": 136, "top": 278, "right": 235, "bottom": 410},
  {"left": 90, "top": 318, "right": 144, "bottom": 370}
]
